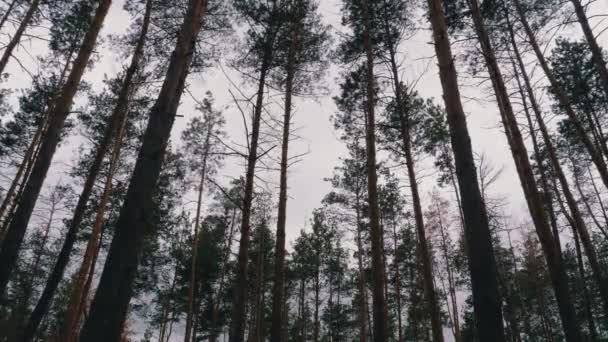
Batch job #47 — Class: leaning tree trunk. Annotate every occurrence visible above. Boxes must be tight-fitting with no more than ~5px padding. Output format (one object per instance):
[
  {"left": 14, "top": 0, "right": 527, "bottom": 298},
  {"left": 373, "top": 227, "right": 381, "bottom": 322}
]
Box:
[
  {"left": 21, "top": 2, "right": 151, "bottom": 338},
  {"left": 0, "top": 0, "right": 112, "bottom": 298},
  {"left": 569, "top": 0, "right": 608, "bottom": 99},
  {"left": 426, "top": 0, "right": 506, "bottom": 341},
  {"left": 571, "top": 223, "right": 599, "bottom": 341},
  {"left": 512, "top": 0, "right": 608, "bottom": 189},
  {"left": 0, "top": 0, "right": 40, "bottom": 76},
  {"left": 78, "top": 1, "right": 207, "bottom": 340},
  {"left": 360, "top": 1, "right": 388, "bottom": 341},
  {"left": 270, "top": 23, "right": 298, "bottom": 342},
  {"left": 383, "top": 18, "right": 443, "bottom": 341},
  {"left": 508, "top": 18, "right": 608, "bottom": 318},
  {"left": 62, "top": 103, "right": 130, "bottom": 342},
  {"left": 468, "top": 2, "right": 581, "bottom": 340}
]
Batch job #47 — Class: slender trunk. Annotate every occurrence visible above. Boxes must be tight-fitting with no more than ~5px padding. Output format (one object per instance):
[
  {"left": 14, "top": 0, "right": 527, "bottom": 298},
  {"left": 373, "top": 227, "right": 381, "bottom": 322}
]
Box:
[
  {"left": 0, "top": 45, "right": 74, "bottom": 240},
  {"left": 569, "top": 0, "right": 608, "bottom": 99},
  {"left": 385, "top": 24, "right": 443, "bottom": 342},
  {"left": 508, "top": 17, "right": 608, "bottom": 318},
  {"left": 0, "top": 0, "right": 19, "bottom": 31},
  {"left": 392, "top": 222, "right": 403, "bottom": 342},
  {"left": 270, "top": 22, "right": 298, "bottom": 342},
  {"left": 185, "top": 130, "right": 212, "bottom": 342},
  {"left": 248, "top": 228, "right": 265, "bottom": 342},
  {"left": 573, "top": 169, "right": 608, "bottom": 240},
  {"left": 510, "top": 55, "right": 562, "bottom": 258},
  {"left": 0, "top": 0, "right": 40, "bottom": 76},
  {"left": 0, "top": 0, "right": 111, "bottom": 299},
  {"left": 360, "top": 2, "right": 388, "bottom": 341},
  {"left": 79, "top": 1, "right": 206, "bottom": 340},
  {"left": 63, "top": 101, "right": 130, "bottom": 342},
  {"left": 470, "top": 2, "right": 581, "bottom": 340},
  {"left": 513, "top": 0, "right": 608, "bottom": 189},
  {"left": 313, "top": 263, "right": 320, "bottom": 342},
  {"left": 229, "top": 23, "right": 276, "bottom": 341},
  {"left": 355, "top": 196, "right": 369, "bottom": 342},
  {"left": 426, "top": 0, "right": 505, "bottom": 340},
  {"left": 434, "top": 200, "right": 461, "bottom": 342},
  {"left": 210, "top": 209, "right": 237, "bottom": 342},
  {"left": 571, "top": 223, "right": 599, "bottom": 342},
  {"left": 22, "top": 2, "right": 151, "bottom": 337}
]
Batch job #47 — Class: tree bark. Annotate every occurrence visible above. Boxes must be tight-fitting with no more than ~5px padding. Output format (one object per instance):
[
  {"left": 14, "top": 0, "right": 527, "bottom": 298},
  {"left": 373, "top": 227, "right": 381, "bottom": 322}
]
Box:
[
  {"left": 270, "top": 22, "right": 298, "bottom": 342},
  {"left": 21, "top": 2, "right": 151, "bottom": 337},
  {"left": 360, "top": 1, "right": 388, "bottom": 341},
  {"left": 513, "top": 0, "right": 608, "bottom": 189},
  {"left": 426, "top": 0, "right": 505, "bottom": 341},
  {"left": 78, "top": 1, "right": 207, "bottom": 340},
  {"left": 0, "top": 0, "right": 111, "bottom": 298},
  {"left": 0, "top": 0, "right": 40, "bottom": 76}
]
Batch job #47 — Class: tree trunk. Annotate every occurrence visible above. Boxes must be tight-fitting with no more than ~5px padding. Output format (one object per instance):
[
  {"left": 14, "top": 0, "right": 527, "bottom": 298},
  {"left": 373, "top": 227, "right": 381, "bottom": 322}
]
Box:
[
  {"left": 434, "top": 199, "right": 461, "bottom": 342},
  {"left": 270, "top": 22, "right": 299, "bottom": 342},
  {"left": 360, "top": 2, "right": 388, "bottom": 341},
  {"left": 425, "top": 0, "right": 505, "bottom": 341},
  {"left": 391, "top": 222, "right": 403, "bottom": 342},
  {"left": 229, "top": 26, "right": 275, "bottom": 342},
  {"left": 571, "top": 222, "right": 599, "bottom": 342},
  {"left": 507, "top": 15, "right": 608, "bottom": 318},
  {"left": 21, "top": 2, "right": 151, "bottom": 337},
  {"left": 78, "top": 1, "right": 207, "bottom": 340},
  {"left": 569, "top": 0, "right": 608, "bottom": 99},
  {"left": 355, "top": 197, "right": 369, "bottom": 342},
  {"left": 62, "top": 98, "right": 130, "bottom": 342},
  {"left": 382, "top": 10, "right": 443, "bottom": 337},
  {"left": 512, "top": 0, "right": 608, "bottom": 189},
  {"left": 0, "top": 0, "right": 40, "bottom": 76},
  {"left": 469, "top": 2, "right": 581, "bottom": 340},
  {"left": 210, "top": 208, "right": 237, "bottom": 342},
  {"left": 185, "top": 128, "right": 212, "bottom": 342},
  {"left": 0, "top": 0, "right": 111, "bottom": 298}
]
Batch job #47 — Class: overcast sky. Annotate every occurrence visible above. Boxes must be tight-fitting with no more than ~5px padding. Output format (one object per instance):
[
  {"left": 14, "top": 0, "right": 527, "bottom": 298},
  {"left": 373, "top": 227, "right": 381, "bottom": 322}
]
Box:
[{"left": 4, "top": 0, "right": 608, "bottom": 247}]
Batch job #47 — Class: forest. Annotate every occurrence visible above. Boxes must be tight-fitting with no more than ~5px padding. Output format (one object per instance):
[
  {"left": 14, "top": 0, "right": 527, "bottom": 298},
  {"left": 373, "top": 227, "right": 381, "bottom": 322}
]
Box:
[{"left": 0, "top": 0, "right": 607, "bottom": 341}]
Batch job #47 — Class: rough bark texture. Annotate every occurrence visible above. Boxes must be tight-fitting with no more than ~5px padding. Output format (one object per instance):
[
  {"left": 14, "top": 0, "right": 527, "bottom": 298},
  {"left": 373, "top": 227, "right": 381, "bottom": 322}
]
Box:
[
  {"left": 0, "top": 0, "right": 111, "bottom": 297},
  {"left": 0, "top": 0, "right": 40, "bottom": 76},
  {"left": 21, "top": 2, "right": 151, "bottom": 337},
  {"left": 270, "top": 24, "right": 297, "bottom": 342},
  {"left": 513, "top": 0, "right": 608, "bottom": 189},
  {"left": 78, "top": 1, "right": 207, "bottom": 340},
  {"left": 360, "top": 1, "right": 388, "bottom": 341},
  {"left": 426, "top": 0, "right": 505, "bottom": 341}
]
